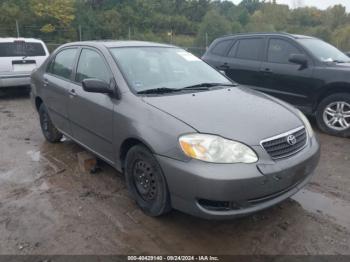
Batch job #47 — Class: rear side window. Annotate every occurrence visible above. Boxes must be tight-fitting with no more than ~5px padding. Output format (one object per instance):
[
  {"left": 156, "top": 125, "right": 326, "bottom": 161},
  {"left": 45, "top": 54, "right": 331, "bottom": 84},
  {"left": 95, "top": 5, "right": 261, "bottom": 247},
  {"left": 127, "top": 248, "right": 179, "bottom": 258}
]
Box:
[
  {"left": 236, "top": 38, "right": 263, "bottom": 61},
  {"left": 268, "top": 39, "right": 301, "bottom": 64},
  {"left": 228, "top": 41, "right": 239, "bottom": 57},
  {"left": 0, "top": 42, "right": 46, "bottom": 57},
  {"left": 211, "top": 40, "right": 233, "bottom": 56},
  {"left": 76, "top": 49, "right": 111, "bottom": 83},
  {"left": 49, "top": 48, "right": 77, "bottom": 80}
]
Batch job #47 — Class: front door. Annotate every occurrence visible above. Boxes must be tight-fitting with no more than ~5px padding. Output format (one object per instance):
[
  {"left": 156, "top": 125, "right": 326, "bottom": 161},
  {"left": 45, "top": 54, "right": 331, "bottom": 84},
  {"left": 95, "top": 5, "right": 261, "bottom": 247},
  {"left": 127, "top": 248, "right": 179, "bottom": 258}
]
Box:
[
  {"left": 68, "top": 48, "right": 115, "bottom": 162},
  {"left": 258, "top": 38, "right": 314, "bottom": 108}
]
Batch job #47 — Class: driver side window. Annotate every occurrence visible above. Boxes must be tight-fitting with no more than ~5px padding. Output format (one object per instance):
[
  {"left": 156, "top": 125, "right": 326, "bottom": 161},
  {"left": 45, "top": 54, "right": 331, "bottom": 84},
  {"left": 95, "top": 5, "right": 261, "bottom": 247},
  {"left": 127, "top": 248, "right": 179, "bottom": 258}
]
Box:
[
  {"left": 268, "top": 39, "right": 302, "bottom": 64},
  {"left": 76, "top": 49, "right": 111, "bottom": 83}
]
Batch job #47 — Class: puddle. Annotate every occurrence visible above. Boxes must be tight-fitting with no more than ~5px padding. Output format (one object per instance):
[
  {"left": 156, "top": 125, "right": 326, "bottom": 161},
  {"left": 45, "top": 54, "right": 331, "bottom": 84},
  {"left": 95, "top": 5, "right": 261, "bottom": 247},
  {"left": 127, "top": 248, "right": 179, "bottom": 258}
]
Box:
[
  {"left": 293, "top": 189, "right": 350, "bottom": 229},
  {"left": 27, "top": 150, "right": 41, "bottom": 162}
]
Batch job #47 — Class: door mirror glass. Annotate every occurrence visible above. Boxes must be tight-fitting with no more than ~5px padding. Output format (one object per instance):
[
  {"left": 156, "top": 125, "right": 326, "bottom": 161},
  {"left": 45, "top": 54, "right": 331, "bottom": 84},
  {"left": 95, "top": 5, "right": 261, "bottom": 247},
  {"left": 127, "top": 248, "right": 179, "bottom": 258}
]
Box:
[
  {"left": 82, "top": 78, "right": 113, "bottom": 94},
  {"left": 289, "top": 54, "right": 308, "bottom": 66}
]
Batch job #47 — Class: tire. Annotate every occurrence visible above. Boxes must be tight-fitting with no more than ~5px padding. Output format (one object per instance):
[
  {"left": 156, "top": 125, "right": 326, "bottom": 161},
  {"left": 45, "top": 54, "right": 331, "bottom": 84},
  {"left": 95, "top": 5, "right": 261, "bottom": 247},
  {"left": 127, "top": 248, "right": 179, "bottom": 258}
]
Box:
[
  {"left": 39, "top": 103, "right": 63, "bottom": 143},
  {"left": 316, "top": 93, "right": 350, "bottom": 137},
  {"left": 125, "top": 145, "right": 171, "bottom": 216}
]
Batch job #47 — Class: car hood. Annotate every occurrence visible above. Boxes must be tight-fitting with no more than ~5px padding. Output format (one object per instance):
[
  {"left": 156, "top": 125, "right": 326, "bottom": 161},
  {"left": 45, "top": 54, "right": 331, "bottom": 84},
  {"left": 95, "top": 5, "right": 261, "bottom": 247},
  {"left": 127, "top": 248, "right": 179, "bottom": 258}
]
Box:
[{"left": 142, "top": 87, "right": 303, "bottom": 145}]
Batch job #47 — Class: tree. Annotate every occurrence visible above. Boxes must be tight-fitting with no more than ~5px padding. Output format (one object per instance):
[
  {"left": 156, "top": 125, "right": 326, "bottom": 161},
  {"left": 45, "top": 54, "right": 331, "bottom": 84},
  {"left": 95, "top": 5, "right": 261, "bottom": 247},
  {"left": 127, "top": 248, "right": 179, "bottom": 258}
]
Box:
[
  {"left": 332, "top": 25, "right": 350, "bottom": 50},
  {"left": 239, "top": 0, "right": 263, "bottom": 14},
  {"left": 196, "top": 9, "right": 231, "bottom": 47},
  {"left": 324, "top": 5, "right": 347, "bottom": 29},
  {"left": 30, "top": 0, "right": 75, "bottom": 32}
]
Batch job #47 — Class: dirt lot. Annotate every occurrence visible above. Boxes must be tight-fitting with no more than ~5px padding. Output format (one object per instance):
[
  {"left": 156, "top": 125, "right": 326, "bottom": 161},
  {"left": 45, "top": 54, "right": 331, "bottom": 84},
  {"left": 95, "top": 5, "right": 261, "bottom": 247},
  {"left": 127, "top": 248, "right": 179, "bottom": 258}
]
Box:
[{"left": 0, "top": 90, "right": 349, "bottom": 255}]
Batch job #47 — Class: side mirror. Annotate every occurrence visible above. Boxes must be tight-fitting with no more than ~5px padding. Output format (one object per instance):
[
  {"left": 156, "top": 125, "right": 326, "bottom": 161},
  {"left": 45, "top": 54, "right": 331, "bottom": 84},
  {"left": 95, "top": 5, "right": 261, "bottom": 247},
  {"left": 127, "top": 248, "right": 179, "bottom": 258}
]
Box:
[
  {"left": 82, "top": 78, "right": 113, "bottom": 94},
  {"left": 289, "top": 54, "right": 308, "bottom": 67}
]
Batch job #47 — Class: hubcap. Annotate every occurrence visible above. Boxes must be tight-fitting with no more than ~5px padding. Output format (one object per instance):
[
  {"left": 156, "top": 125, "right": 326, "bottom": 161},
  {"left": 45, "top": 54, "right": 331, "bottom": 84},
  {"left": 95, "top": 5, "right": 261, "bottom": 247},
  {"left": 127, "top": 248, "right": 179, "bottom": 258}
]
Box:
[
  {"left": 323, "top": 101, "right": 350, "bottom": 131},
  {"left": 133, "top": 160, "right": 157, "bottom": 202}
]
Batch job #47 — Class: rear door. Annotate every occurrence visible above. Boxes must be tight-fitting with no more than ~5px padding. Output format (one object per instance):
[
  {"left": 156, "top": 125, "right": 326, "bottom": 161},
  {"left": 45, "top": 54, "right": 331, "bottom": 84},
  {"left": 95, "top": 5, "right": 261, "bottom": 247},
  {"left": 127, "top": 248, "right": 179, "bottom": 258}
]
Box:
[
  {"left": 258, "top": 37, "right": 314, "bottom": 107},
  {"left": 224, "top": 37, "right": 265, "bottom": 87},
  {"left": 69, "top": 47, "right": 115, "bottom": 162},
  {"left": 0, "top": 40, "right": 48, "bottom": 76},
  {"left": 202, "top": 39, "right": 234, "bottom": 70},
  {"left": 43, "top": 47, "right": 79, "bottom": 135}
]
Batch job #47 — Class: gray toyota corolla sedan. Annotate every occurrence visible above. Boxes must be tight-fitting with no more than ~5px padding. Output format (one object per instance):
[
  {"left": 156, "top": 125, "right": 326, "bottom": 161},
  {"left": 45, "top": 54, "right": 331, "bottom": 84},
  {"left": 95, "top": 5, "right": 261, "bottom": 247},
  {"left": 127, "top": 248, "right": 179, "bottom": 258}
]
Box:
[{"left": 30, "top": 41, "right": 320, "bottom": 219}]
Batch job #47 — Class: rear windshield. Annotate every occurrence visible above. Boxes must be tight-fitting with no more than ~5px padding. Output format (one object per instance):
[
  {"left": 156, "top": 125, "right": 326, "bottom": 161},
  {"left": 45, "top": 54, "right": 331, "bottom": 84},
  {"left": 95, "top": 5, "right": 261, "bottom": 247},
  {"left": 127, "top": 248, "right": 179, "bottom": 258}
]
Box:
[{"left": 0, "top": 42, "right": 46, "bottom": 57}]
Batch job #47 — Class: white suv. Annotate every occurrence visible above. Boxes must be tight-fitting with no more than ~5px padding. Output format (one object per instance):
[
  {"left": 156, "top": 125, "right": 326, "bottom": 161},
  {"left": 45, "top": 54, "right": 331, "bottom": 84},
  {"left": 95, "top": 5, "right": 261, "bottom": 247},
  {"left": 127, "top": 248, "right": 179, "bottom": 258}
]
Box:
[{"left": 0, "top": 38, "right": 49, "bottom": 89}]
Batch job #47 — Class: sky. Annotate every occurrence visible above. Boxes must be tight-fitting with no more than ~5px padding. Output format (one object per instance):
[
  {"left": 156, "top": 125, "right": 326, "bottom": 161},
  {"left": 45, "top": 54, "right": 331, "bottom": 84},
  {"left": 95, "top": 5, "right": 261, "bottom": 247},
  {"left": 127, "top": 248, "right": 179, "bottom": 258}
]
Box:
[{"left": 230, "top": 0, "right": 350, "bottom": 12}]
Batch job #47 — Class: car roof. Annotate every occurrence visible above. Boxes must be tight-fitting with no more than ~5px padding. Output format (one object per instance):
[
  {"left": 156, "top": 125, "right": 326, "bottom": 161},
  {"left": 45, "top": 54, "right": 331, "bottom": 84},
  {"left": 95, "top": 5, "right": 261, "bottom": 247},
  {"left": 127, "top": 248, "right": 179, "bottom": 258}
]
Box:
[
  {"left": 216, "top": 32, "right": 315, "bottom": 41},
  {"left": 0, "top": 37, "right": 44, "bottom": 43},
  {"left": 61, "top": 40, "right": 176, "bottom": 49}
]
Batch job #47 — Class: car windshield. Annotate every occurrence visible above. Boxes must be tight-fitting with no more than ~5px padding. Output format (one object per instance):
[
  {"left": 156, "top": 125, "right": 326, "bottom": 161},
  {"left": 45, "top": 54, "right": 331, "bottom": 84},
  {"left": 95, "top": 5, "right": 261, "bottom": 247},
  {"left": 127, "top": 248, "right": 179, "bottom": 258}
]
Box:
[
  {"left": 0, "top": 42, "right": 46, "bottom": 57},
  {"left": 298, "top": 38, "right": 350, "bottom": 63},
  {"left": 109, "top": 47, "right": 231, "bottom": 93}
]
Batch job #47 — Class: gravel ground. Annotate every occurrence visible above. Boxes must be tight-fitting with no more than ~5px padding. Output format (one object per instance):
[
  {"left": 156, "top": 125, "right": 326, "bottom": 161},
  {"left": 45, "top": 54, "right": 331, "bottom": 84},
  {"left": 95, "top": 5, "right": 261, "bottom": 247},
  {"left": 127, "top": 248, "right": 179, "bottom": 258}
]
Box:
[{"left": 0, "top": 90, "right": 349, "bottom": 255}]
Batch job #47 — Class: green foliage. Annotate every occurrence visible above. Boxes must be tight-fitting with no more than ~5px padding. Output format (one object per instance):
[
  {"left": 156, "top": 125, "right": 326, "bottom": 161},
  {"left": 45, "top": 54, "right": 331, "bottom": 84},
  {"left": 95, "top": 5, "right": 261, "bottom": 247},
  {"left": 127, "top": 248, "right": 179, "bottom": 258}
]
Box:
[
  {"left": 332, "top": 25, "right": 350, "bottom": 50},
  {"left": 196, "top": 9, "right": 231, "bottom": 47},
  {"left": 0, "top": 0, "right": 349, "bottom": 51}
]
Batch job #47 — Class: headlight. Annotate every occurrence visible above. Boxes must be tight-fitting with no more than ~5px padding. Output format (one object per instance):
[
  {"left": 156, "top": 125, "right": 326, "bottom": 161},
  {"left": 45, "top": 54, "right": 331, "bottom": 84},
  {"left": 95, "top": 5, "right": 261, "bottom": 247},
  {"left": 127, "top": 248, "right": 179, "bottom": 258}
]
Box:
[
  {"left": 179, "top": 134, "right": 258, "bottom": 164},
  {"left": 297, "top": 110, "right": 314, "bottom": 137}
]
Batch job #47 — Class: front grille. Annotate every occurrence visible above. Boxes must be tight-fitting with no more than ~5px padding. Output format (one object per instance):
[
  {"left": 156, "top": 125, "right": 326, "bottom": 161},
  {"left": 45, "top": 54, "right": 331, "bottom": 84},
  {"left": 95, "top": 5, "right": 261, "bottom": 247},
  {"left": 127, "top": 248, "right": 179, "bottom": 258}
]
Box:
[{"left": 261, "top": 127, "right": 307, "bottom": 160}]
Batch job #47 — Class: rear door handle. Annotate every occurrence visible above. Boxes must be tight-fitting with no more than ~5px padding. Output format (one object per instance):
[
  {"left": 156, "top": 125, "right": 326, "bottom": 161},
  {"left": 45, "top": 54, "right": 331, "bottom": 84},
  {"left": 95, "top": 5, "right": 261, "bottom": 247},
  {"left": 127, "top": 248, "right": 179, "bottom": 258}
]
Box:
[{"left": 69, "top": 89, "right": 77, "bottom": 97}]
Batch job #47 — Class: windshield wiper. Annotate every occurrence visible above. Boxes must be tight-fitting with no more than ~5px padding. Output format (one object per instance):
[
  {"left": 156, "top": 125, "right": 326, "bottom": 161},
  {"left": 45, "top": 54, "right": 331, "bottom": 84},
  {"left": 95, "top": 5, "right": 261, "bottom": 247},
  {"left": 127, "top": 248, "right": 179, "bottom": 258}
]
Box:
[
  {"left": 137, "top": 82, "right": 237, "bottom": 94},
  {"left": 137, "top": 87, "right": 180, "bottom": 94},
  {"left": 181, "top": 82, "right": 237, "bottom": 90}
]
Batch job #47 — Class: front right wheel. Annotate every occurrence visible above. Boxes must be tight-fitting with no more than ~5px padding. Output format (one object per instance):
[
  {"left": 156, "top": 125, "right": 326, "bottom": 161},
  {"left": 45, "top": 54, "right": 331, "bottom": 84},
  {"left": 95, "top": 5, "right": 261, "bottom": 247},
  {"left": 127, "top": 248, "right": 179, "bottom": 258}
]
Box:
[
  {"left": 316, "top": 93, "right": 350, "bottom": 137},
  {"left": 124, "top": 145, "right": 171, "bottom": 217}
]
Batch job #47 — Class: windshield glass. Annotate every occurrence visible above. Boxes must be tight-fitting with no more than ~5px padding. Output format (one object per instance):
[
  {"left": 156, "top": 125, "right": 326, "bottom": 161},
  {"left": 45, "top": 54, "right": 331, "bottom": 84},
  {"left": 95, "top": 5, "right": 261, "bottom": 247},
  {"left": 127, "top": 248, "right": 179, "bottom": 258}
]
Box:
[
  {"left": 109, "top": 47, "right": 231, "bottom": 93},
  {"left": 298, "top": 38, "right": 350, "bottom": 63},
  {"left": 0, "top": 42, "right": 46, "bottom": 57}
]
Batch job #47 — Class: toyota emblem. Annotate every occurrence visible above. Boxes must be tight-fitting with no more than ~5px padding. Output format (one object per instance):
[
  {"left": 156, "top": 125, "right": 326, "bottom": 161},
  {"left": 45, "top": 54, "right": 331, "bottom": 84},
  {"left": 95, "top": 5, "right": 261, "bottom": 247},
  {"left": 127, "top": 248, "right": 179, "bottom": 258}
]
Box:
[{"left": 287, "top": 135, "right": 297, "bottom": 145}]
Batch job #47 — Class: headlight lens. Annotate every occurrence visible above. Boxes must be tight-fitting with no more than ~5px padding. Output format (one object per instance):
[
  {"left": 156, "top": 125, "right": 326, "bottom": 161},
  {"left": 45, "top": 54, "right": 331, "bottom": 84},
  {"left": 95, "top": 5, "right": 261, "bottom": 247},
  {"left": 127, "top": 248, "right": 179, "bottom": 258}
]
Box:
[
  {"left": 179, "top": 134, "right": 258, "bottom": 164},
  {"left": 297, "top": 110, "right": 314, "bottom": 137}
]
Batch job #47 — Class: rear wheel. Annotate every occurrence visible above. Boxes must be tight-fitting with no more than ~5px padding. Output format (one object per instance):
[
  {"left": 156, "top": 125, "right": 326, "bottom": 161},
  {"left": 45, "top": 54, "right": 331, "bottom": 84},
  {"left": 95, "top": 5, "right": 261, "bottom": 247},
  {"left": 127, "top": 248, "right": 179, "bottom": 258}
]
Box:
[
  {"left": 39, "top": 103, "right": 63, "bottom": 143},
  {"left": 125, "top": 145, "right": 171, "bottom": 216},
  {"left": 316, "top": 93, "right": 350, "bottom": 137}
]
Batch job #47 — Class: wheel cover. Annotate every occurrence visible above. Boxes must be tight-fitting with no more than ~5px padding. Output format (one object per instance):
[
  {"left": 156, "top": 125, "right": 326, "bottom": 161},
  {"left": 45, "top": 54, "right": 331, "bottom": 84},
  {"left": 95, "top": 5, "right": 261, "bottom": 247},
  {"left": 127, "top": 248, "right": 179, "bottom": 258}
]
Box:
[
  {"left": 323, "top": 101, "right": 350, "bottom": 131},
  {"left": 132, "top": 159, "right": 157, "bottom": 202}
]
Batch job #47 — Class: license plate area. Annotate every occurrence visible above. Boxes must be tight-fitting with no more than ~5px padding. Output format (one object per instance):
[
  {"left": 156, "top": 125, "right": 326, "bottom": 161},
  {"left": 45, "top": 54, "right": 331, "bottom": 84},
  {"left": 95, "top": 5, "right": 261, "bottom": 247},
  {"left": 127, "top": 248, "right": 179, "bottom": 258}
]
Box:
[{"left": 12, "top": 61, "right": 36, "bottom": 72}]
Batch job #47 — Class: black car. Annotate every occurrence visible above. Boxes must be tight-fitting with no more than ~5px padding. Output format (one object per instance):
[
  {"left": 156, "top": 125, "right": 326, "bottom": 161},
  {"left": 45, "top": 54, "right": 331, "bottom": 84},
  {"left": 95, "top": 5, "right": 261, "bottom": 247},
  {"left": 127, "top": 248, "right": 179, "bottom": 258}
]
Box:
[{"left": 203, "top": 33, "right": 350, "bottom": 137}]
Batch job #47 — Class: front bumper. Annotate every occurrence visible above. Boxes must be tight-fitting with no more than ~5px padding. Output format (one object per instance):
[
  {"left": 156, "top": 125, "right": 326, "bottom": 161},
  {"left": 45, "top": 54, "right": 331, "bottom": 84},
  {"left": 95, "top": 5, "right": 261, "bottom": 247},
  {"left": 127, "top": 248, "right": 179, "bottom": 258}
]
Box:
[
  {"left": 0, "top": 74, "right": 31, "bottom": 88},
  {"left": 156, "top": 136, "right": 320, "bottom": 219}
]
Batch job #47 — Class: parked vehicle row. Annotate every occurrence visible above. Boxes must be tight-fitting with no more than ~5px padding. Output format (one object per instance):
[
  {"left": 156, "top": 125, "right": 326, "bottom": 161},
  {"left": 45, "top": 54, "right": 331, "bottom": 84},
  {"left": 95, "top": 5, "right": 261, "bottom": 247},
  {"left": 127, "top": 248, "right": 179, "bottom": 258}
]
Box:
[
  {"left": 202, "top": 33, "right": 350, "bottom": 137},
  {"left": 0, "top": 38, "right": 49, "bottom": 90},
  {"left": 30, "top": 40, "right": 320, "bottom": 219}
]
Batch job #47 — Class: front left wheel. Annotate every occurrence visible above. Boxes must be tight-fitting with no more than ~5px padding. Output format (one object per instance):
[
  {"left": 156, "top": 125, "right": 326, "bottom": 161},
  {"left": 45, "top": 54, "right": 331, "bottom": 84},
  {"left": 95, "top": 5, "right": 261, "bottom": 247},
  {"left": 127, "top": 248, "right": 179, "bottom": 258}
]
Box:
[{"left": 125, "top": 145, "right": 171, "bottom": 216}]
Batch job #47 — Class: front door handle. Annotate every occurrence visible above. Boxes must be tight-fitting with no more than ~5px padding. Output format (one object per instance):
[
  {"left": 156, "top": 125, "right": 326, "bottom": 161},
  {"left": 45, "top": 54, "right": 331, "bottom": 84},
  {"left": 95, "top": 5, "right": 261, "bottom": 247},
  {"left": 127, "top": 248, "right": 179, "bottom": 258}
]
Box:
[
  {"left": 69, "top": 89, "right": 77, "bottom": 97},
  {"left": 43, "top": 78, "right": 49, "bottom": 87},
  {"left": 260, "top": 68, "right": 273, "bottom": 75}
]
